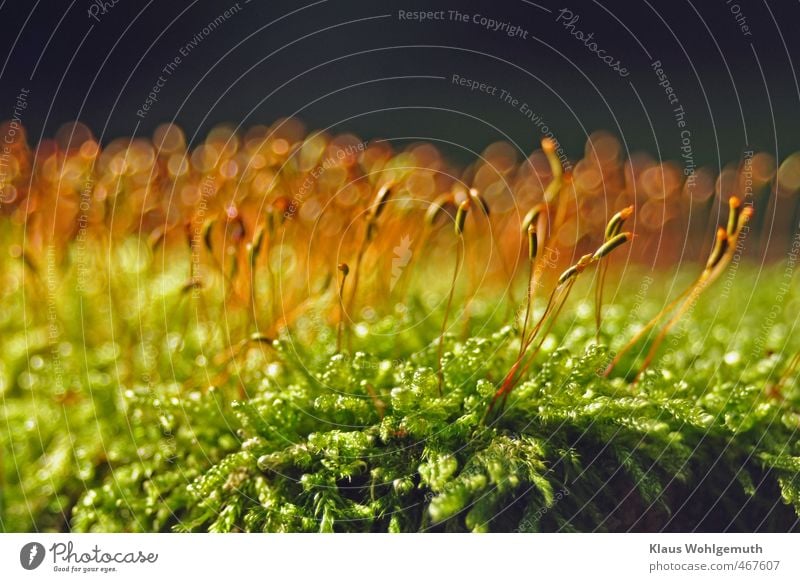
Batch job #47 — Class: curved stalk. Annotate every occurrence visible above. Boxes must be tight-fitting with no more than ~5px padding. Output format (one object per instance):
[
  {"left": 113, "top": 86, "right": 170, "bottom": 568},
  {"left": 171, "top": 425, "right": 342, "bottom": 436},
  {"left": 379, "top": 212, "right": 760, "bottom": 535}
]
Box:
[{"left": 437, "top": 241, "right": 463, "bottom": 395}]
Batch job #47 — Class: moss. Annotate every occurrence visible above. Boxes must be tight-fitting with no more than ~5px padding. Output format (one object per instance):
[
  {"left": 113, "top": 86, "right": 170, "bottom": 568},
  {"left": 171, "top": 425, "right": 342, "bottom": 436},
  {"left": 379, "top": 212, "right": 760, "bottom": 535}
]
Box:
[{"left": 1, "top": 234, "right": 798, "bottom": 532}]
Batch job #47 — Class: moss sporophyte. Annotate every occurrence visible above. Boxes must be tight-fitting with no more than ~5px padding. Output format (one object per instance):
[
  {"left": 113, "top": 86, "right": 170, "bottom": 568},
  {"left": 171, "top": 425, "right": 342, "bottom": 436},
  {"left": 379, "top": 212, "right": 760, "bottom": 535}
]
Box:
[{"left": 1, "top": 122, "right": 799, "bottom": 533}]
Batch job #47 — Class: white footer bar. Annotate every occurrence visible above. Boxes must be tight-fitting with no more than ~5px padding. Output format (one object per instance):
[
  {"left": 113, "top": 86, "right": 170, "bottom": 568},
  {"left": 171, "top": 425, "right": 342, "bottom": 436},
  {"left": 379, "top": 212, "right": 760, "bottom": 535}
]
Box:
[{"left": 1, "top": 533, "right": 796, "bottom": 581}]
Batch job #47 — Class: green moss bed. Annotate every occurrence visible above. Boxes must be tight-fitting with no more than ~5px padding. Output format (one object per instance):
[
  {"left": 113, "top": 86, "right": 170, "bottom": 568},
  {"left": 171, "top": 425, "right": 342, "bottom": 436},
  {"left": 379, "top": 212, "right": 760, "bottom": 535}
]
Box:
[{"left": 1, "top": 243, "right": 799, "bottom": 533}]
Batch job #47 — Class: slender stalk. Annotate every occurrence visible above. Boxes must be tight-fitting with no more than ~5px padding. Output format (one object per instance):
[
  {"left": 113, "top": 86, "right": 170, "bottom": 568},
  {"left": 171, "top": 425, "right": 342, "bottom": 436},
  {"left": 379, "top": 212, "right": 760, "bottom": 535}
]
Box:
[
  {"left": 604, "top": 280, "right": 697, "bottom": 375},
  {"left": 345, "top": 183, "right": 392, "bottom": 332},
  {"left": 336, "top": 263, "right": 349, "bottom": 354},
  {"left": 265, "top": 235, "right": 277, "bottom": 325},
  {"left": 247, "top": 225, "right": 266, "bottom": 325},
  {"left": 773, "top": 351, "right": 800, "bottom": 396},
  {"left": 629, "top": 230, "right": 742, "bottom": 384},
  {"left": 486, "top": 222, "right": 542, "bottom": 417},
  {"left": 345, "top": 227, "right": 371, "bottom": 345},
  {"left": 402, "top": 192, "right": 454, "bottom": 301},
  {"left": 612, "top": 201, "right": 752, "bottom": 383},
  {"left": 596, "top": 206, "right": 634, "bottom": 341},
  {"left": 518, "top": 258, "right": 537, "bottom": 359},
  {"left": 469, "top": 188, "right": 517, "bottom": 308},
  {"left": 460, "top": 236, "right": 478, "bottom": 338},
  {"left": 525, "top": 278, "right": 576, "bottom": 365},
  {"left": 594, "top": 259, "right": 608, "bottom": 340},
  {"left": 631, "top": 279, "right": 706, "bottom": 384},
  {"left": 437, "top": 242, "right": 463, "bottom": 395},
  {"left": 514, "top": 279, "right": 578, "bottom": 390},
  {"left": 490, "top": 236, "right": 633, "bottom": 414},
  {"left": 397, "top": 226, "right": 431, "bottom": 305},
  {"left": 437, "top": 199, "right": 470, "bottom": 394},
  {"left": 521, "top": 281, "right": 564, "bottom": 354},
  {"left": 487, "top": 280, "right": 563, "bottom": 415},
  {"left": 553, "top": 184, "right": 570, "bottom": 232}
]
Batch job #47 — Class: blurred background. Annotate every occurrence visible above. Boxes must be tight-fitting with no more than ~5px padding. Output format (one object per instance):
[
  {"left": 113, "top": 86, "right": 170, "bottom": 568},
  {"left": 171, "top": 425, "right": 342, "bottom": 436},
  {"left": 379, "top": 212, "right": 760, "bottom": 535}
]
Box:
[{"left": 0, "top": 0, "right": 797, "bottom": 167}]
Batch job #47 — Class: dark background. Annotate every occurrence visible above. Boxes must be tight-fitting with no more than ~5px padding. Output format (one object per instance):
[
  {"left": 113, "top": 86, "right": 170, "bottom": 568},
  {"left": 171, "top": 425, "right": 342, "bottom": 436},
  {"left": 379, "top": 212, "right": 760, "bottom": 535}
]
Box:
[{"left": 1, "top": 0, "right": 797, "bottom": 167}]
